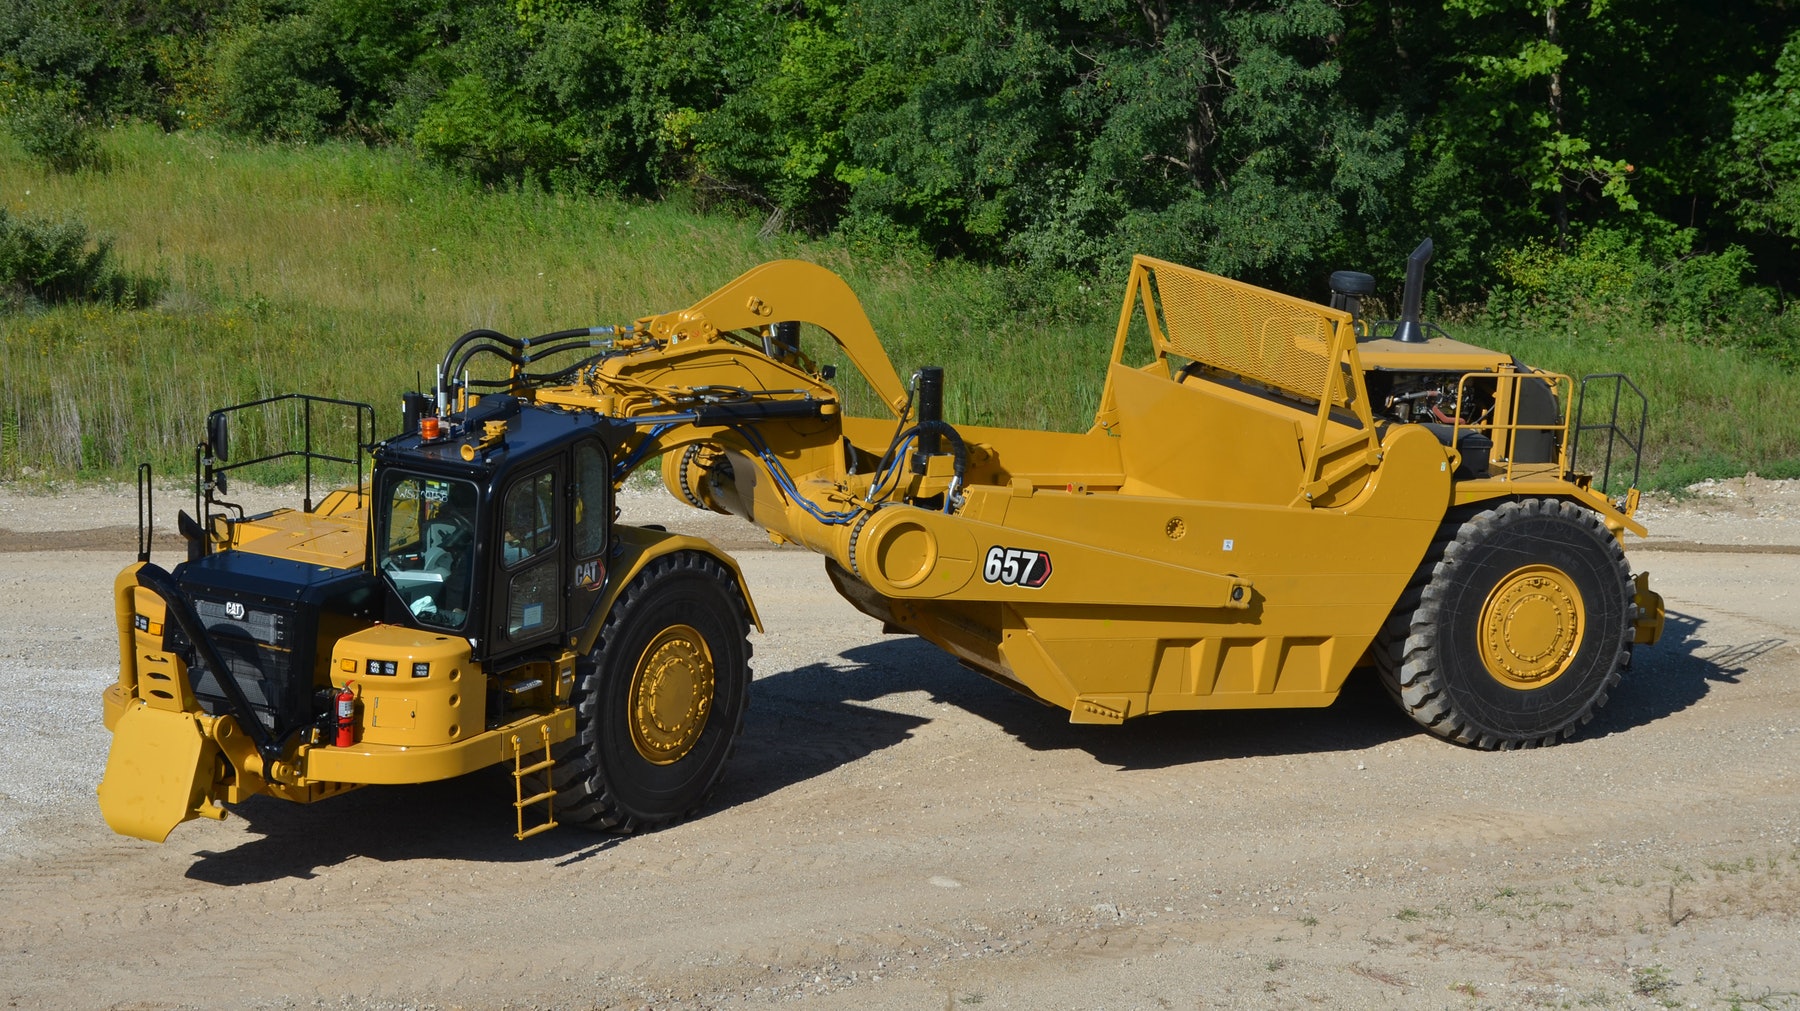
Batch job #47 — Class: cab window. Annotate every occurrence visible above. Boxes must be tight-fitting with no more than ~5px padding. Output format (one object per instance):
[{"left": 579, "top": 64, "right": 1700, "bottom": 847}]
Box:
[
  {"left": 377, "top": 475, "right": 478, "bottom": 631},
  {"left": 573, "top": 442, "right": 609, "bottom": 559},
  {"left": 502, "top": 469, "right": 559, "bottom": 640},
  {"left": 502, "top": 470, "right": 556, "bottom": 567}
]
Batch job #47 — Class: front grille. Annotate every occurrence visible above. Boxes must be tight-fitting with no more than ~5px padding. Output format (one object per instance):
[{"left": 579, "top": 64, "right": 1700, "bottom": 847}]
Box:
[
  {"left": 193, "top": 598, "right": 289, "bottom": 647},
  {"left": 180, "top": 593, "right": 315, "bottom": 736}
]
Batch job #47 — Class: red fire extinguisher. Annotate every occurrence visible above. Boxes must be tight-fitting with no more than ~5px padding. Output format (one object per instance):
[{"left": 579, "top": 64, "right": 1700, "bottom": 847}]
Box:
[{"left": 335, "top": 682, "right": 357, "bottom": 747}]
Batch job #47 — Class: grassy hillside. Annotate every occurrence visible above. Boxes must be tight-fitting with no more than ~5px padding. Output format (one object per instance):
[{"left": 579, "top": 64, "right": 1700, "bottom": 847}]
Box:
[{"left": 2, "top": 125, "right": 1795, "bottom": 489}]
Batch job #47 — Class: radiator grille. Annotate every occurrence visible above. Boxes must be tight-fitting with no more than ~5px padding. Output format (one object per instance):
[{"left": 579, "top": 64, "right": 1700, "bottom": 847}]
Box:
[{"left": 182, "top": 593, "right": 313, "bottom": 735}]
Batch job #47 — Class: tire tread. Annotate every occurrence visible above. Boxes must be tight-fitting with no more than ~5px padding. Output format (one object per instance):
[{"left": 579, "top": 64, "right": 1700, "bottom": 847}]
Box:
[
  {"left": 1374, "top": 498, "right": 1632, "bottom": 750},
  {"left": 534, "top": 551, "right": 751, "bottom": 833}
]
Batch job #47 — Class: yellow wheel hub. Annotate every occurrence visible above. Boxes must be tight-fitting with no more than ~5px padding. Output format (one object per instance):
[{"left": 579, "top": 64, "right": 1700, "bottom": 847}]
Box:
[
  {"left": 1478, "top": 564, "right": 1585, "bottom": 688},
  {"left": 628, "top": 625, "right": 715, "bottom": 764}
]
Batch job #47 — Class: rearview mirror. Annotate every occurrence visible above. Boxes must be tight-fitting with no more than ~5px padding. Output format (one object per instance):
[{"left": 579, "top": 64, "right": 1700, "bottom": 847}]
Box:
[{"left": 206, "top": 412, "right": 229, "bottom": 463}]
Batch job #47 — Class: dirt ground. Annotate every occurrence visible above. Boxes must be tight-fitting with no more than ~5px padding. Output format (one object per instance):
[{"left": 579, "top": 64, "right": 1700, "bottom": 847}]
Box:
[{"left": 0, "top": 476, "right": 1796, "bottom": 1010}]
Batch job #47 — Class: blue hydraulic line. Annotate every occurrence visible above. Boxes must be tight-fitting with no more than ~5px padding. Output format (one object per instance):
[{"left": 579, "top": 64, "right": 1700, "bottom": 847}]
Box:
[
  {"left": 864, "top": 432, "right": 919, "bottom": 505},
  {"left": 863, "top": 421, "right": 967, "bottom": 514},
  {"left": 729, "top": 424, "right": 862, "bottom": 525},
  {"left": 610, "top": 422, "right": 677, "bottom": 482}
]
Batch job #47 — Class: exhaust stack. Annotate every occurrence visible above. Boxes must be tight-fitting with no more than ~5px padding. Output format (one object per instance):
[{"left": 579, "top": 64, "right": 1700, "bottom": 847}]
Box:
[{"left": 1393, "top": 238, "right": 1434, "bottom": 344}]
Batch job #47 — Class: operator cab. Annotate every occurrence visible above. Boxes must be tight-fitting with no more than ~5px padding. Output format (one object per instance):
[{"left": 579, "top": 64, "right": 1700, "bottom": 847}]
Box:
[{"left": 373, "top": 397, "right": 627, "bottom": 670}]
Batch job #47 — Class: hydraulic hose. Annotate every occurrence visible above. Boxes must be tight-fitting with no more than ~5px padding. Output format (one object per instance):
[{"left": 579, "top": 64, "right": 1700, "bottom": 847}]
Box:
[{"left": 133, "top": 562, "right": 285, "bottom": 764}]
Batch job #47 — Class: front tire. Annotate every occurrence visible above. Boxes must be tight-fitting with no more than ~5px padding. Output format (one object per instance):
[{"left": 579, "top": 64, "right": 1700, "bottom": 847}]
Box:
[
  {"left": 550, "top": 552, "right": 751, "bottom": 832},
  {"left": 1375, "top": 498, "right": 1632, "bottom": 749}
]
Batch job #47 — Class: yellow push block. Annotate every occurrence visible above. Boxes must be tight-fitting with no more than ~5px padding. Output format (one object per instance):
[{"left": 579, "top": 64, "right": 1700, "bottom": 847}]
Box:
[{"left": 96, "top": 704, "right": 220, "bottom": 843}]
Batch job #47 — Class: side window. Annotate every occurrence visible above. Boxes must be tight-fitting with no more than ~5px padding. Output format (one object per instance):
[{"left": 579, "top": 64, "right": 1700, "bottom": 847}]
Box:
[
  {"left": 502, "top": 471, "right": 556, "bottom": 568},
  {"left": 506, "top": 563, "right": 559, "bottom": 639},
  {"left": 573, "top": 442, "right": 609, "bottom": 558},
  {"left": 502, "top": 470, "right": 558, "bottom": 641}
]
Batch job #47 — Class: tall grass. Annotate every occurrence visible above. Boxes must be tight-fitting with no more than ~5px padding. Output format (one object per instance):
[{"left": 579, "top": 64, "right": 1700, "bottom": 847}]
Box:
[
  {"left": 0, "top": 126, "right": 1113, "bottom": 483},
  {"left": 1, "top": 124, "right": 1794, "bottom": 488}
]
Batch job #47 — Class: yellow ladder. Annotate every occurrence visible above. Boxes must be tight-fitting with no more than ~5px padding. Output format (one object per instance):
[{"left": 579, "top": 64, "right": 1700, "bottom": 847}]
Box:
[{"left": 510, "top": 724, "right": 558, "bottom": 840}]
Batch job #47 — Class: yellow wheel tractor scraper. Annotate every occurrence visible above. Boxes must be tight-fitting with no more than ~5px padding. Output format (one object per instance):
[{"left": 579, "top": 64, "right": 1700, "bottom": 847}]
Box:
[{"left": 98, "top": 240, "right": 1665, "bottom": 843}]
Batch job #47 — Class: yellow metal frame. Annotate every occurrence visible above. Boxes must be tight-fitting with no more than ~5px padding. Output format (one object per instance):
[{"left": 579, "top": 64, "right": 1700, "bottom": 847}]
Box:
[{"left": 1098, "top": 256, "right": 1381, "bottom": 508}]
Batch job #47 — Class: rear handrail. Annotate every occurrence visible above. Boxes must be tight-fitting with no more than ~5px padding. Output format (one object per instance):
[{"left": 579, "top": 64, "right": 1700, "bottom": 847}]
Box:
[
  {"left": 206, "top": 393, "right": 376, "bottom": 512},
  {"left": 135, "top": 463, "right": 153, "bottom": 563},
  {"left": 192, "top": 395, "right": 378, "bottom": 550},
  {"left": 1570, "top": 373, "right": 1649, "bottom": 498}
]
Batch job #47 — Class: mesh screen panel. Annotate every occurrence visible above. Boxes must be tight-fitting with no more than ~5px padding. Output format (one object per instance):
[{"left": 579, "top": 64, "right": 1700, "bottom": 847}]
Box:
[
  {"left": 184, "top": 594, "right": 307, "bottom": 734},
  {"left": 1143, "top": 260, "right": 1350, "bottom": 408}
]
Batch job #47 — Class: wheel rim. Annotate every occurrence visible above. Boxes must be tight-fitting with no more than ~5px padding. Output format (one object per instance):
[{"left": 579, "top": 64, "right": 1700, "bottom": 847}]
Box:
[
  {"left": 1477, "top": 564, "right": 1585, "bottom": 688},
  {"left": 628, "top": 624, "right": 716, "bottom": 764}
]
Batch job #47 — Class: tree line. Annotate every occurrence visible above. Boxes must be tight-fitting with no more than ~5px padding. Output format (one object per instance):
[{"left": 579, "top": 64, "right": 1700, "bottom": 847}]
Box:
[{"left": 5, "top": 0, "right": 1800, "bottom": 334}]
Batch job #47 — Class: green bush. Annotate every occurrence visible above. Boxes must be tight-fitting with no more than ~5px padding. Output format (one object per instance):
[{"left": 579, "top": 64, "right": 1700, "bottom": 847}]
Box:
[
  {"left": 0, "top": 209, "right": 161, "bottom": 310},
  {"left": 3, "top": 86, "right": 99, "bottom": 171},
  {"left": 209, "top": 16, "right": 344, "bottom": 142},
  {"left": 1487, "top": 226, "right": 1770, "bottom": 340},
  {"left": 413, "top": 72, "right": 565, "bottom": 184}
]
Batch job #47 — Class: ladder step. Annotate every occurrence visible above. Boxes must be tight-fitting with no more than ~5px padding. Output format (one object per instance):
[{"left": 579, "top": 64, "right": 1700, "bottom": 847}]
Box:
[
  {"left": 510, "top": 724, "right": 557, "bottom": 841},
  {"left": 514, "top": 819, "right": 558, "bottom": 840}
]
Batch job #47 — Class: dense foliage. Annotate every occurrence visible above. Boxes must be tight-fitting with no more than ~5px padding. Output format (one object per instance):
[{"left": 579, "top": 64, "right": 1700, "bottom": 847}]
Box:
[
  {"left": 3, "top": 0, "right": 1799, "bottom": 362},
  {"left": 0, "top": 207, "right": 161, "bottom": 309}
]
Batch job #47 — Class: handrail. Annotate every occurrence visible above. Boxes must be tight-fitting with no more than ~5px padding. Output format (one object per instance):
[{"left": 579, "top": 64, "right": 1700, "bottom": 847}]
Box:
[
  {"left": 1571, "top": 373, "right": 1649, "bottom": 497},
  {"left": 135, "top": 463, "right": 153, "bottom": 563},
  {"left": 1450, "top": 368, "right": 1573, "bottom": 482},
  {"left": 203, "top": 393, "right": 376, "bottom": 517}
]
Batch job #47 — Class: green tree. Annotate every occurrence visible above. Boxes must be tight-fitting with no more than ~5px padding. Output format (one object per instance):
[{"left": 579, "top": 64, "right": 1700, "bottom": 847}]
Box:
[
  {"left": 692, "top": 2, "right": 858, "bottom": 228},
  {"left": 413, "top": 0, "right": 727, "bottom": 194},
  {"left": 1726, "top": 30, "right": 1800, "bottom": 256},
  {"left": 789, "top": 0, "right": 1407, "bottom": 284}
]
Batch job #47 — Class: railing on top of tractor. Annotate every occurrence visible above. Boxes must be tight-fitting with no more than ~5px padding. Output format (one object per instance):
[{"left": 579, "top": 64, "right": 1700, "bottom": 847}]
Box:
[
  {"left": 194, "top": 393, "right": 377, "bottom": 537},
  {"left": 1450, "top": 368, "right": 1575, "bottom": 482},
  {"left": 1570, "top": 374, "right": 1650, "bottom": 502}
]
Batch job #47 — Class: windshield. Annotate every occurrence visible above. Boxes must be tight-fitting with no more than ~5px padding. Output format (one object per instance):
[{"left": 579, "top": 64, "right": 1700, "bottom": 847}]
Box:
[{"left": 377, "top": 474, "right": 479, "bottom": 631}]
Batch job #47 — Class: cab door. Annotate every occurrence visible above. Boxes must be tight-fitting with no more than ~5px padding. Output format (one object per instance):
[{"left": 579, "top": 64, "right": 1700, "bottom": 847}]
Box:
[
  {"left": 566, "top": 440, "right": 612, "bottom": 632},
  {"left": 490, "top": 462, "right": 565, "bottom": 659}
]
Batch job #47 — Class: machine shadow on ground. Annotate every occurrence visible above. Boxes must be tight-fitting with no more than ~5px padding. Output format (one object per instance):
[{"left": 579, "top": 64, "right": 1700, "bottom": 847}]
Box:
[
  {"left": 186, "top": 646, "right": 939, "bottom": 882},
  {"left": 1587, "top": 608, "right": 1786, "bottom": 741},
  {"left": 730, "top": 635, "right": 1433, "bottom": 775},
  {"left": 187, "top": 613, "right": 1753, "bottom": 883}
]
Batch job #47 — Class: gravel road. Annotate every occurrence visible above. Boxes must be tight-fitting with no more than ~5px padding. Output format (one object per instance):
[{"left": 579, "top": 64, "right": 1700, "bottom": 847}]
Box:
[{"left": 1, "top": 477, "right": 1796, "bottom": 1010}]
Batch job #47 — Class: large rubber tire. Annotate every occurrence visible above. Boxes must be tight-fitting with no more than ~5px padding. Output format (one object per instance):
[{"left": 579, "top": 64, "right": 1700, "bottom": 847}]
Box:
[
  {"left": 1374, "top": 498, "right": 1632, "bottom": 749},
  {"left": 547, "top": 551, "right": 751, "bottom": 833}
]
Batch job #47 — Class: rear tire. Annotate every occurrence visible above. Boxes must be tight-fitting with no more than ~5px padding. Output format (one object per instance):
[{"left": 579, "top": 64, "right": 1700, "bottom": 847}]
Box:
[
  {"left": 547, "top": 551, "right": 751, "bottom": 832},
  {"left": 1374, "top": 498, "right": 1631, "bottom": 749}
]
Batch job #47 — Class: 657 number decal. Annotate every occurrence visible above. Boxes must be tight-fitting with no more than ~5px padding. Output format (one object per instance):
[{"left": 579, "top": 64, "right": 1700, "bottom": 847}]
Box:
[{"left": 983, "top": 546, "right": 1053, "bottom": 588}]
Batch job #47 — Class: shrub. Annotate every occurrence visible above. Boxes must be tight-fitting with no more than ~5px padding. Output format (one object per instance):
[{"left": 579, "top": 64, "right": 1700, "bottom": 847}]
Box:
[
  {"left": 0, "top": 209, "right": 161, "bottom": 310},
  {"left": 209, "top": 16, "right": 344, "bottom": 142},
  {"left": 1488, "top": 227, "right": 1754, "bottom": 331},
  {"left": 3, "top": 86, "right": 99, "bottom": 171}
]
